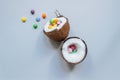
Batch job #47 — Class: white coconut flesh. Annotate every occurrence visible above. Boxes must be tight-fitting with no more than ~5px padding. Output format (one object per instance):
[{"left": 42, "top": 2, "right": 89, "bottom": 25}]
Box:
[
  {"left": 62, "top": 38, "right": 86, "bottom": 63},
  {"left": 44, "top": 17, "right": 67, "bottom": 32}
]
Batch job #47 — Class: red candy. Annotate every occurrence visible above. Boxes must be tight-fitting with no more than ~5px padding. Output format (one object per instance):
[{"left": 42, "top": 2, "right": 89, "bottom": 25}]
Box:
[{"left": 69, "top": 44, "right": 76, "bottom": 50}]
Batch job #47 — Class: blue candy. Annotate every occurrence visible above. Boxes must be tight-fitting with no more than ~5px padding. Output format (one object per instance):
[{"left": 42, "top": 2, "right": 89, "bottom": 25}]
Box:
[{"left": 36, "top": 17, "right": 41, "bottom": 22}]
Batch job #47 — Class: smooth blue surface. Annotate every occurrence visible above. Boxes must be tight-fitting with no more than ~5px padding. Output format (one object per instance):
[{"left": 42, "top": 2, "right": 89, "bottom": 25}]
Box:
[
  {"left": 36, "top": 17, "right": 41, "bottom": 22},
  {"left": 0, "top": 0, "right": 120, "bottom": 80}
]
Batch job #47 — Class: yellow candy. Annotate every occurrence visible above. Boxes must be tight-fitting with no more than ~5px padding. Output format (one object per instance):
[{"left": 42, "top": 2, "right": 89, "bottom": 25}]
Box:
[
  {"left": 53, "top": 18, "right": 58, "bottom": 23},
  {"left": 48, "top": 25, "right": 53, "bottom": 29},
  {"left": 48, "top": 23, "right": 57, "bottom": 29},
  {"left": 52, "top": 23, "right": 56, "bottom": 26},
  {"left": 53, "top": 24, "right": 57, "bottom": 27},
  {"left": 21, "top": 17, "right": 27, "bottom": 22}
]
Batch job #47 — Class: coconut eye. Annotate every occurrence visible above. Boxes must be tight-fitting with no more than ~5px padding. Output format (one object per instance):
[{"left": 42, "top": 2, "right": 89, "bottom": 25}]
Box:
[{"left": 68, "top": 44, "right": 78, "bottom": 54}]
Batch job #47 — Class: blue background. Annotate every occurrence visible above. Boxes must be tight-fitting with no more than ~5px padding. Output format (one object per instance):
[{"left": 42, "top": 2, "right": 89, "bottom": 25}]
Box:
[{"left": 0, "top": 0, "right": 120, "bottom": 80}]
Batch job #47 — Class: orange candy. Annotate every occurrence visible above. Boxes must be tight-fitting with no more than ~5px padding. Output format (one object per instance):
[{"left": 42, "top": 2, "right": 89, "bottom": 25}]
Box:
[{"left": 42, "top": 13, "right": 47, "bottom": 19}]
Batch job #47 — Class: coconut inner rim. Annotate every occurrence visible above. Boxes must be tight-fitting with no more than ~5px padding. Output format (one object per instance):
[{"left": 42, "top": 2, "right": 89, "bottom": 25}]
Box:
[{"left": 62, "top": 38, "right": 86, "bottom": 63}]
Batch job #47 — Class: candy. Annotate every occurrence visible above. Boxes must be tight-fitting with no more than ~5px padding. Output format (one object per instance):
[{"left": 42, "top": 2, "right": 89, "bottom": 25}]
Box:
[
  {"left": 42, "top": 13, "right": 47, "bottom": 19},
  {"left": 57, "top": 20, "right": 62, "bottom": 25},
  {"left": 21, "top": 17, "right": 27, "bottom": 23},
  {"left": 71, "top": 46, "right": 76, "bottom": 50},
  {"left": 68, "top": 48, "right": 72, "bottom": 52},
  {"left": 53, "top": 18, "right": 58, "bottom": 23},
  {"left": 31, "top": 9, "right": 35, "bottom": 15},
  {"left": 36, "top": 17, "right": 41, "bottom": 22},
  {"left": 49, "top": 19, "right": 54, "bottom": 24},
  {"left": 52, "top": 23, "right": 56, "bottom": 26},
  {"left": 53, "top": 24, "right": 57, "bottom": 27},
  {"left": 73, "top": 49, "right": 77, "bottom": 53},
  {"left": 33, "top": 24, "right": 38, "bottom": 29},
  {"left": 48, "top": 18, "right": 61, "bottom": 29},
  {"left": 48, "top": 25, "right": 53, "bottom": 29},
  {"left": 69, "top": 44, "right": 76, "bottom": 50}
]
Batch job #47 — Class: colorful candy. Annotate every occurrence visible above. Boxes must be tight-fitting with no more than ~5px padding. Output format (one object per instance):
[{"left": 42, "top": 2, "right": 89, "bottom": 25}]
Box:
[
  {"left": 33, "top": 24, "right": 38, "bottom": 29},
  {"left": 31, "top": 9, "right": 35, "bottom": 15},
  {"left": 48, "top": 18, "right": 62, "bottom": 29},
  {"left": 68, "top": 44, "right": 77, "bottom": 53},
  {"left": 42, "top": 13, "right": 47, "bottom": 19},
  {"left": 69, "top": 45, "right": 76, "bottom": 50},
  {"left": 21, "top": 17, "right": 27, "bottom": 23},
  {"left": 22, "top": 10, "right": 48, "bottom": 30},
  {"left": 36, "top": 17, "right": 41, "bottom": 22}
]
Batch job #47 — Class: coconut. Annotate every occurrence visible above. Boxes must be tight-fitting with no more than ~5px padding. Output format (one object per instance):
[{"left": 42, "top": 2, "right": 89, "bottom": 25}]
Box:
[
  {"left": 61, "top": 37, "right": 87, "bottom": 64},
  {"left": 43, "top": 10, "right": 70, "bottom": 42}
]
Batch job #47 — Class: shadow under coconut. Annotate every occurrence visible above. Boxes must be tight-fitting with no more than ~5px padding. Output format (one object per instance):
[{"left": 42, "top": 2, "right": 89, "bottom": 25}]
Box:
[
  {"left": 73, "top": 52, "right": 94, "bottom": 77},
  {"left": 67, "top": 63, "right": 76, "bottom": 70},
  {"left": 49, "top": 39, "right": 61, "bottom": 49}
]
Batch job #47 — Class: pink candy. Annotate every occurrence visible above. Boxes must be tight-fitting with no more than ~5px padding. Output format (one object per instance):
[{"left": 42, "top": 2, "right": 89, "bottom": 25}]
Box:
[
  {"left": 57, "top": 20, "right": 62, "bottom": 25},
  {"left": 68, "top": 48, "right": 72, "bottom": 52}
]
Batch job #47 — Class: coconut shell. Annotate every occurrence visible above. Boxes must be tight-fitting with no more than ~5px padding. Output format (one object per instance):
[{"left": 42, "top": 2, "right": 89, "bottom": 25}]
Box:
[
  {"left": 43, "top": 17, "right": 70, "bottom": 42},
  {"left": 61, "top": 37, "right": 88, "bottom": 64}
]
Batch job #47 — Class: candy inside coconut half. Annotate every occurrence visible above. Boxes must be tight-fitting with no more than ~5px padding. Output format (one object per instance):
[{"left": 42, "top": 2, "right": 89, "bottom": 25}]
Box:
[
  {"left": 44, "top": 17, "right": 67, "bottom": 32},
  {"left": 61, "top": 37, "right": 87, "bottom": 64},
  {"left": 43, "top": 10, "right": 70, "bottom": 42}
]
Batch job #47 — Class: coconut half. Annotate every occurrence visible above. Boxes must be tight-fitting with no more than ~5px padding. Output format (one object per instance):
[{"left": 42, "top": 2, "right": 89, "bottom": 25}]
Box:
[
  {"left": 43, "top": 11, "right": 70, "bottom": 42},
  {"left": 61, "top": 37, "right": 87, "bottom": 64}
]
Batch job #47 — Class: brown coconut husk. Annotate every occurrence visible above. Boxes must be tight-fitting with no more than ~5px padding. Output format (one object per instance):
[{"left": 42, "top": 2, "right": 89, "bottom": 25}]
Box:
[
  {"left": 43, "top": 10, "right": 70, "bottom": 42},
  {"left": 60, "top": 37, "right": 88, "bottom": 64}
]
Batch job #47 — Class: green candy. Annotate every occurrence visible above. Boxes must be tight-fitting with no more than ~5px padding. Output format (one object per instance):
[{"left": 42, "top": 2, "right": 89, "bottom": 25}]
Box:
[
  {"left": 73, "top": 49, "right": 77, "bottom": 53},
  {"left": 33, "top": 24, "right": 38, "bottom": 29},
  {"left": 49, "top": 19, "right": 54, "bottom": 24},
  {"left": 69, "top": 49, "right": 77, "bottom": 54}
]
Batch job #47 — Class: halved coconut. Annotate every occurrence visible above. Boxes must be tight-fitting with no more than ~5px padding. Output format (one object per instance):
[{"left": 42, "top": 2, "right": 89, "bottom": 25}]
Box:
[
  {"left": 61, "top": 37, "right": 87, "bottom": 64},
  {"left": 43, "top": 10, "right": 70, "bottom": 42}
]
